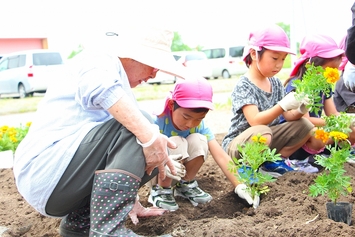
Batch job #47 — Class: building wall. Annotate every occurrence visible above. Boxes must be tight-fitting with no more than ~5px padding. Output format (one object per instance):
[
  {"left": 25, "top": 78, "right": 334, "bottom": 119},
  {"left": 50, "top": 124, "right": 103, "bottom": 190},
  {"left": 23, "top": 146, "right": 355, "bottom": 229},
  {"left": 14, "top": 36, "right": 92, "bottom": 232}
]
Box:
[{"left": 0, "top": 38, "right": 48, "bottom": 55}]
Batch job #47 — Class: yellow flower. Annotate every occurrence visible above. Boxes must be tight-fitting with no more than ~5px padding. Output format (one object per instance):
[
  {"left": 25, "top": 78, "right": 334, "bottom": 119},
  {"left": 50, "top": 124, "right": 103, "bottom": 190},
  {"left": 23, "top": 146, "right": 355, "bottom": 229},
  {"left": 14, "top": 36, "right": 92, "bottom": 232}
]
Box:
[
  {"left": 259, "top": 136, "right": 267, "bottom": 144},
  {"left": 1, "top": 126, "right": 9, "bottom": 132},
  {"left": 323, "top": 67, "right": 340, "bottom": 84},
  {"left": 251, "top": 135, "right": 258, "bottom": 142},
  {"left": 251, "top": 135, "right": 267, "bottom": 143},
  {"left": 315, "top": 129, "right": 329, "bottom": 143},
  {"left": 329, "top": 131, "right": 348, "bottom": 141}
]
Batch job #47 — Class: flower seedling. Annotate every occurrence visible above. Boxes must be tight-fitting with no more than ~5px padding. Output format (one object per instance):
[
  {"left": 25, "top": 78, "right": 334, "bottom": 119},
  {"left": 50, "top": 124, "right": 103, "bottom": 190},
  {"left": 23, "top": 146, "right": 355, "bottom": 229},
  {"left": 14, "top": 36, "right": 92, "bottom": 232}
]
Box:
[
  {"left": 0, "top": 122, "right": 31, "bottom": 152},
  {"left": 309, "top": 112, "right": 353, "bottom": 204},
  {"left": 228, "top": 134, "right": 282, "bottom": 200},
  {"left": 292, "top": 63, "right": 340, "bottom": 115},
  {"left": 309, "top": 140, "right": 352, "bottom": 204}
]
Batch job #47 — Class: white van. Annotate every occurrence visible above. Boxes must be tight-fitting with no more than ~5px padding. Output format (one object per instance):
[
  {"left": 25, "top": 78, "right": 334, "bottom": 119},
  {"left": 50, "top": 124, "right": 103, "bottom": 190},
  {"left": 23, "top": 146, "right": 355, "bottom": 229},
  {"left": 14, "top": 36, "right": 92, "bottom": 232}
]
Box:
[
  {"left": 201, "top": 46, "right": 247, "bottom": 79},
  {"left": 0, "top": 49, "right": 64, "bottom": 98}
]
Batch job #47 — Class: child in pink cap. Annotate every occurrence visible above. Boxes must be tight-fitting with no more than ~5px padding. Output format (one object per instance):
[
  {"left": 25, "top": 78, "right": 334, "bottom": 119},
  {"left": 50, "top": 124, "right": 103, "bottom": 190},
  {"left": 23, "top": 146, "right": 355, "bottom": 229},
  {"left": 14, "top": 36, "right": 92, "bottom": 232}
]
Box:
[
  {"left": 148, "top": 77, "right": 260, "bottom": 211},
  {"left": 222, "top": 24, "right": 314, "bottom": 178},
  {"left": 283, "top": 33, "right": 355, "bottom": 166}
]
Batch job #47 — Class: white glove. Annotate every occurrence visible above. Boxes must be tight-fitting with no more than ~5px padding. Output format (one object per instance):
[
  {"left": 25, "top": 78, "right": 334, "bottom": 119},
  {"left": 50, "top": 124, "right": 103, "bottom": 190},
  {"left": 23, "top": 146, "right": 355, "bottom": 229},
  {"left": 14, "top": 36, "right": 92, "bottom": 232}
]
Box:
[
  {"left": 297, "top": 94, "right": 311, "bottom": 114},
  {"left": 277, "top": 92, "right": 301, "bottom": 111},
  {"left": 165, "top": 154, "right": 186, "bottom": 181},
  {"left": 234, "top": 183, "right": 260, "bottom": 209},
  {"left": 343, "top": 62, "right": 355, "bottom": 92}
]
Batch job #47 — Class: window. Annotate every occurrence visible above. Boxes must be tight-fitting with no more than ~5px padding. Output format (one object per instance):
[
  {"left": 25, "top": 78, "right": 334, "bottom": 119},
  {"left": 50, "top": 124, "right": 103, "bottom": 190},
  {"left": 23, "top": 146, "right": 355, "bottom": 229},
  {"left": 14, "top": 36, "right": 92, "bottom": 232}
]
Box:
[
  {"left": 33, "top": 52, "right": 63, "bottom": 66},
  {"left": 229, "top": 46, "right": 244, "bottom": 57},
  {"left": 0, "top": 58, "right": 8, "bottom": 71},
  {"left": 8, "top": 56, "right": 20, "bottom": 69}
]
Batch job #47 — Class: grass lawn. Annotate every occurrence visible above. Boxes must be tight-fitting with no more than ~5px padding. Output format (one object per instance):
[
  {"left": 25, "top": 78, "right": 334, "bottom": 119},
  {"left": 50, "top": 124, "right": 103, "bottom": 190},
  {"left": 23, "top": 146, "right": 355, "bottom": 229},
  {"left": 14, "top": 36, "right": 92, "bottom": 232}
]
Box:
[{"left": 0, "top": 68, "right": 291, "bottom": 115}]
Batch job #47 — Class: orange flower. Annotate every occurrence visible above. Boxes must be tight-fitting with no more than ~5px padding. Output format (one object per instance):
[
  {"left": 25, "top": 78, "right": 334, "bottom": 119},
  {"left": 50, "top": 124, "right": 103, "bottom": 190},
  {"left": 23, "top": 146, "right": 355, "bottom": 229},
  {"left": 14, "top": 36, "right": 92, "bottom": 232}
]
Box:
[
  {"left": 314, "top": 129, "right": 329, "bottom": 143},
  {"left": 323, "top": 67, "right": 340, "bottom": 84}
]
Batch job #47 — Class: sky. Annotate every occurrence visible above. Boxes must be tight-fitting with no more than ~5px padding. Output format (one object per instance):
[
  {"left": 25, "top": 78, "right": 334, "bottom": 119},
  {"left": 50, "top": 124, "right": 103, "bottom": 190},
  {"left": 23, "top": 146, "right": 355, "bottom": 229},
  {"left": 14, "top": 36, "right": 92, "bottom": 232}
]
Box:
[{"left": 1, "top": 0, "right": 354, "bottom": 57}]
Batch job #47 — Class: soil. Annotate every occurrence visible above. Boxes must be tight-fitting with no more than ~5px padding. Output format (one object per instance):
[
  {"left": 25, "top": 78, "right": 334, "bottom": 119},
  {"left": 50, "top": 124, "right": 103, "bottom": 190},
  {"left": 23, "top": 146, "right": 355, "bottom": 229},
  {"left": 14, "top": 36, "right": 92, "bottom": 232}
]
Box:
[{"left": 2, "top": 111, "right": 355, "bottom": 236}]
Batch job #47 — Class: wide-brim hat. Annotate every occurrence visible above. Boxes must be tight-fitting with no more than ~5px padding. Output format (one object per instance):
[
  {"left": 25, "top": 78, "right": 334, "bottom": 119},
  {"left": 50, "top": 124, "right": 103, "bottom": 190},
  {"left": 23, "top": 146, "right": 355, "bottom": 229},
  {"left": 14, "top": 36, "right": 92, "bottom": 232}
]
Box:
[{"left": 105, "top": 26, "right": 187, "bottom": 79}]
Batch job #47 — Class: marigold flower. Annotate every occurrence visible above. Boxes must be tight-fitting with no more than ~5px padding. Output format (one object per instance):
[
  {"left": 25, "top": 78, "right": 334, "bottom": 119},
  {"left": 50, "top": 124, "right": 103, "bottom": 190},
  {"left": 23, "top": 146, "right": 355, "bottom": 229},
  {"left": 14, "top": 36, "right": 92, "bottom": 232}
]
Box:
[
  {"left": 324, "top": 67, "right": 340, "bottom": 84},
  {"left": 329, "top": 131, "right": 348, "bottom": 141},
  {"left": 315, "top": 129, "right": 329, "bottom": 143},
  {"left": 251, "top": 135, "right": 258, "bottom": 142},
  {"left": 1, "top": 126, "right": 9, "bottom": 132},
  {"left": 259, "top": 136, "right": 267, "bottom": 144}
]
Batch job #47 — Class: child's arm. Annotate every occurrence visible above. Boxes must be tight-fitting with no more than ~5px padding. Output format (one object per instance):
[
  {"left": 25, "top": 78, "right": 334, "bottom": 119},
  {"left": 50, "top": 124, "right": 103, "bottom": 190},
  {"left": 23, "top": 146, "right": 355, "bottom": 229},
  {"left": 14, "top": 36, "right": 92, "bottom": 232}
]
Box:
[
  {"left": 323, "top": 97, "right": 340, "bottom": 117},
  {"left": 208, "top": 139, "right": 240, "bottom": 187},
  {"left": 208, "top": 139, "right": 259, "bottom": 208}
]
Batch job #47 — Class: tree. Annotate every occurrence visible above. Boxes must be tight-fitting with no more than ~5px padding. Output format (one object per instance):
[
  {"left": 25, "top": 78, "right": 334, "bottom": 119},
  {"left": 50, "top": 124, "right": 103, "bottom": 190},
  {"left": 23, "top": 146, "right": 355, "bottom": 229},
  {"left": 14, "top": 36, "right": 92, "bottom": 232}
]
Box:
[{"left": 171, "top": 32, "right": 192, "bottom": 52}]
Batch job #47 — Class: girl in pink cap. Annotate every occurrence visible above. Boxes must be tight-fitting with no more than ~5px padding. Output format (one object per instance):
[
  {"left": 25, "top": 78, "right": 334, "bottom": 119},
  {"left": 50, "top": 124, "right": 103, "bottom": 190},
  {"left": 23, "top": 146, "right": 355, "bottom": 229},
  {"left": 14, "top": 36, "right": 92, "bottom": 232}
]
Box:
[
  {"left": 222, "top": 24, "right": 314, "bottom": 178},
  {"left": 283, "top": 33, "right": 355, "bottom": 168}
]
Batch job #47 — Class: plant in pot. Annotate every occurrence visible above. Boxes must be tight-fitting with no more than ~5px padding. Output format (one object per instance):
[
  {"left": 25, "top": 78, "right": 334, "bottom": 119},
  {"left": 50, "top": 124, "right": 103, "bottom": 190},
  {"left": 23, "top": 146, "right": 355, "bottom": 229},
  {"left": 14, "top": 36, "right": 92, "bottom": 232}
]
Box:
[
  {"left": 309, "top": 114, "right": 354, "bottom": 225},
  {"left": 228, "top": 134, "right": 282, "bottom": 208}
]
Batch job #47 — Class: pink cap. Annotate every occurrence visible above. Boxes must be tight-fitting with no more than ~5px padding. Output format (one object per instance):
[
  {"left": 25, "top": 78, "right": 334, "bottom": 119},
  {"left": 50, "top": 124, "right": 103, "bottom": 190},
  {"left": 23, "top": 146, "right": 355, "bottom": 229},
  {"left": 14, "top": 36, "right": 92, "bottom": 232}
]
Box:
[
  {"left": 339, "top": 34, "right": 348, "bottom": 71},
  {"left": 242, "top": 24, "right": 295, "bottom": 61},
  {"left": 154, "top": 77, "right": 213, "bottom": 116},
  {"left": 173, "top": 77, "right": 213, "bottom": 109},
  {"left": 290, "top": 34, "right": 345, "bottom": 76}
]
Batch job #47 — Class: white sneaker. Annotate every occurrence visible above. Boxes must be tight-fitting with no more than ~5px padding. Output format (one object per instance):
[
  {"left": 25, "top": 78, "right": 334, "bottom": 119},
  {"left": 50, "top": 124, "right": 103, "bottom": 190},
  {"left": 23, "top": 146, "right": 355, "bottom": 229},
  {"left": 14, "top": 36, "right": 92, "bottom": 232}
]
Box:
[
  {"left": 285, "top": 158, "right": 318, "bottom": 173},
  {"left": 148, "top": 185, "right": 179, "bottom": 211}
]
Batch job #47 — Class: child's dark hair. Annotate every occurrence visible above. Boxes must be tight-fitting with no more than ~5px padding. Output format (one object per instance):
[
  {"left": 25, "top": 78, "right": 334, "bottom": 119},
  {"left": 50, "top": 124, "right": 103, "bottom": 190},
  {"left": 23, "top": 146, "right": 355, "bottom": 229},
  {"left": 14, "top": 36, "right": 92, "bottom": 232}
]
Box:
[
  {"left": 244, "top": 47, "right": 266, "bottom": 68},
  {"left": 283, "top": 55, "right": 343, "bottom": 86},
  {"left": 173, "top": 101, "right": 209, "bottom": 113}
]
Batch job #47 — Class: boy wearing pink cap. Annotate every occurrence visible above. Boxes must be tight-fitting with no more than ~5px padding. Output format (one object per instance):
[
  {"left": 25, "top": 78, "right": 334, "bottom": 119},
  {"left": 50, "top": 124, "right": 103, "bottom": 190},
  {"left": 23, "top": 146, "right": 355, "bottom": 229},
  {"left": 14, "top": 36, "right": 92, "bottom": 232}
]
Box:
[
  {"left": 148, "top": 77, "right": 260, "bottom": 211},
  {"left": 283, "top": 34, "right": 355, "bottom": 166},
  {"left": 222, "top": 24, "right": 314, "bottom": 178}
]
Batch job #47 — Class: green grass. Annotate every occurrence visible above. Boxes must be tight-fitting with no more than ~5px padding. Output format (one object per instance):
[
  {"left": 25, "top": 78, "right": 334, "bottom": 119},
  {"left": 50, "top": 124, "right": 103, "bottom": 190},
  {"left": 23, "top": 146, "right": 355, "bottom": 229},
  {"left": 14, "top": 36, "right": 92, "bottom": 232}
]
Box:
[
  {"left": 0, "top": 97, "right": 43, "bottom": 115},
  {"left": 0, "top": 68, "right": 291, "bottom": 115}
]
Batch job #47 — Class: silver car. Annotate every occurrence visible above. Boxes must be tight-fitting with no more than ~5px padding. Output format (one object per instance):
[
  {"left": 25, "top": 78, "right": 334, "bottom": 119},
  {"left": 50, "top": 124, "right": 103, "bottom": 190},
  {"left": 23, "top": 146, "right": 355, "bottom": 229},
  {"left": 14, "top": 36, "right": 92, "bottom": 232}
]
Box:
[{"left": 0, "top": 49, "right": 64, "bottom": 98}]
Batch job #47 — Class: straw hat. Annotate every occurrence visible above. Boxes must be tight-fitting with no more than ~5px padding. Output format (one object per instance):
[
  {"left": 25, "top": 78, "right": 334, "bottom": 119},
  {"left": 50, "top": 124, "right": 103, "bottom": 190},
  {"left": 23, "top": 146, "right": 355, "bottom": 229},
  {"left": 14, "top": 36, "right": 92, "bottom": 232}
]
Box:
[{"left": 105, "top": 26, "right": 187, "bottom": 79}]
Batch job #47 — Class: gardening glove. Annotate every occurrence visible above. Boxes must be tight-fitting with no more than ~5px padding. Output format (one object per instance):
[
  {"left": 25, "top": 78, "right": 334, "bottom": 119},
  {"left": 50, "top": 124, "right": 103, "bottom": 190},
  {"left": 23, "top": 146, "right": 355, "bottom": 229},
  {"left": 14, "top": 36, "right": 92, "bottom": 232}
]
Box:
[
  {"left": 277, "top": 92, "right": 301, "bottom": 111},
  {"left": 343, "top": 63, "right": 355, "bottom": 92},
  {"left": 128, "top": 195, "right": 166, "bottom": 225},
  {"left": 235, "top": 183, "right": 260, "bottom": 209},
  {"left": 164, "top": 154, "right": 186, "bottom": 181},
  {"left": 297, "top": 94, "right": 311, "bottom": 114}
]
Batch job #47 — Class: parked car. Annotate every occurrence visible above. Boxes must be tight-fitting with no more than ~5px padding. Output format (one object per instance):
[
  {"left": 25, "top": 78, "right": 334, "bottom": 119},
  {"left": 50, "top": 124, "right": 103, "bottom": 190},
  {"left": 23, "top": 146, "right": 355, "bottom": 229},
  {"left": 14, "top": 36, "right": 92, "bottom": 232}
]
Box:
[
  {"left": 0, "top": 49, "right": 64, "bottom": 98},
  {"left": 201, "top": 46, "right": 247, "bottom": 79},
  {"left": 173, "top": 51, "right": 212, "bottom": 79},
  {"left": 147, "top": 70, "right": 176, "bottom": 85}
]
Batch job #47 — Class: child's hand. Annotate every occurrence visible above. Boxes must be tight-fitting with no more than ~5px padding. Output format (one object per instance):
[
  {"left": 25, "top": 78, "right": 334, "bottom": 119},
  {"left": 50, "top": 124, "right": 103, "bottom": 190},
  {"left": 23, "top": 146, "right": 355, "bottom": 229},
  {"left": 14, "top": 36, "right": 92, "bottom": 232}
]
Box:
[
  {"left": 277, "top": 92, "right": 301, "bottom": 111},
  {"left": 235, "top": 183, "right": 260, "bottom": 208},
  {"left": 164, "top": 154, "right": 186, "bottom": 181},
  {"left": 297, "top": 94, "right": 311, "bottom": 114}
]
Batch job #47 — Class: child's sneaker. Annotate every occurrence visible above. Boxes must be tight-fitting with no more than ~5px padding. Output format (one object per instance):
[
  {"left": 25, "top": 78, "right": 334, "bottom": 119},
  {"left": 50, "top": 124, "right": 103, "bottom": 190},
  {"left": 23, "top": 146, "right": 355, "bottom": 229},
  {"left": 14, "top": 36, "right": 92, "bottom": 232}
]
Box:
[
  {"left": 347, "top": 148, "right": 355, "bottom": 164},
  {"left": 148, "top": 185, "right": 179, "bottom": 211},
  {"left": 285, "top": 158, "right": 318, "bottom": 173},
  {"left": 174, "top": 180, "right": 212, "bottom": 207},
  {"left": 259, "top": 160, "right": 294, "bottom": 178}
]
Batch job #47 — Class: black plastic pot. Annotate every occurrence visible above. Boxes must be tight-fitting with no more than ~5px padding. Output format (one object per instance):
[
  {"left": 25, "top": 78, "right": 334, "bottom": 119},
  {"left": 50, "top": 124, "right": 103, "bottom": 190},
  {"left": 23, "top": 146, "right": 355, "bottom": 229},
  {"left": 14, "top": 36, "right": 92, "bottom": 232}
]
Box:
[{"left": 326, "top": 202, "right": 353, "bottom": 225}]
